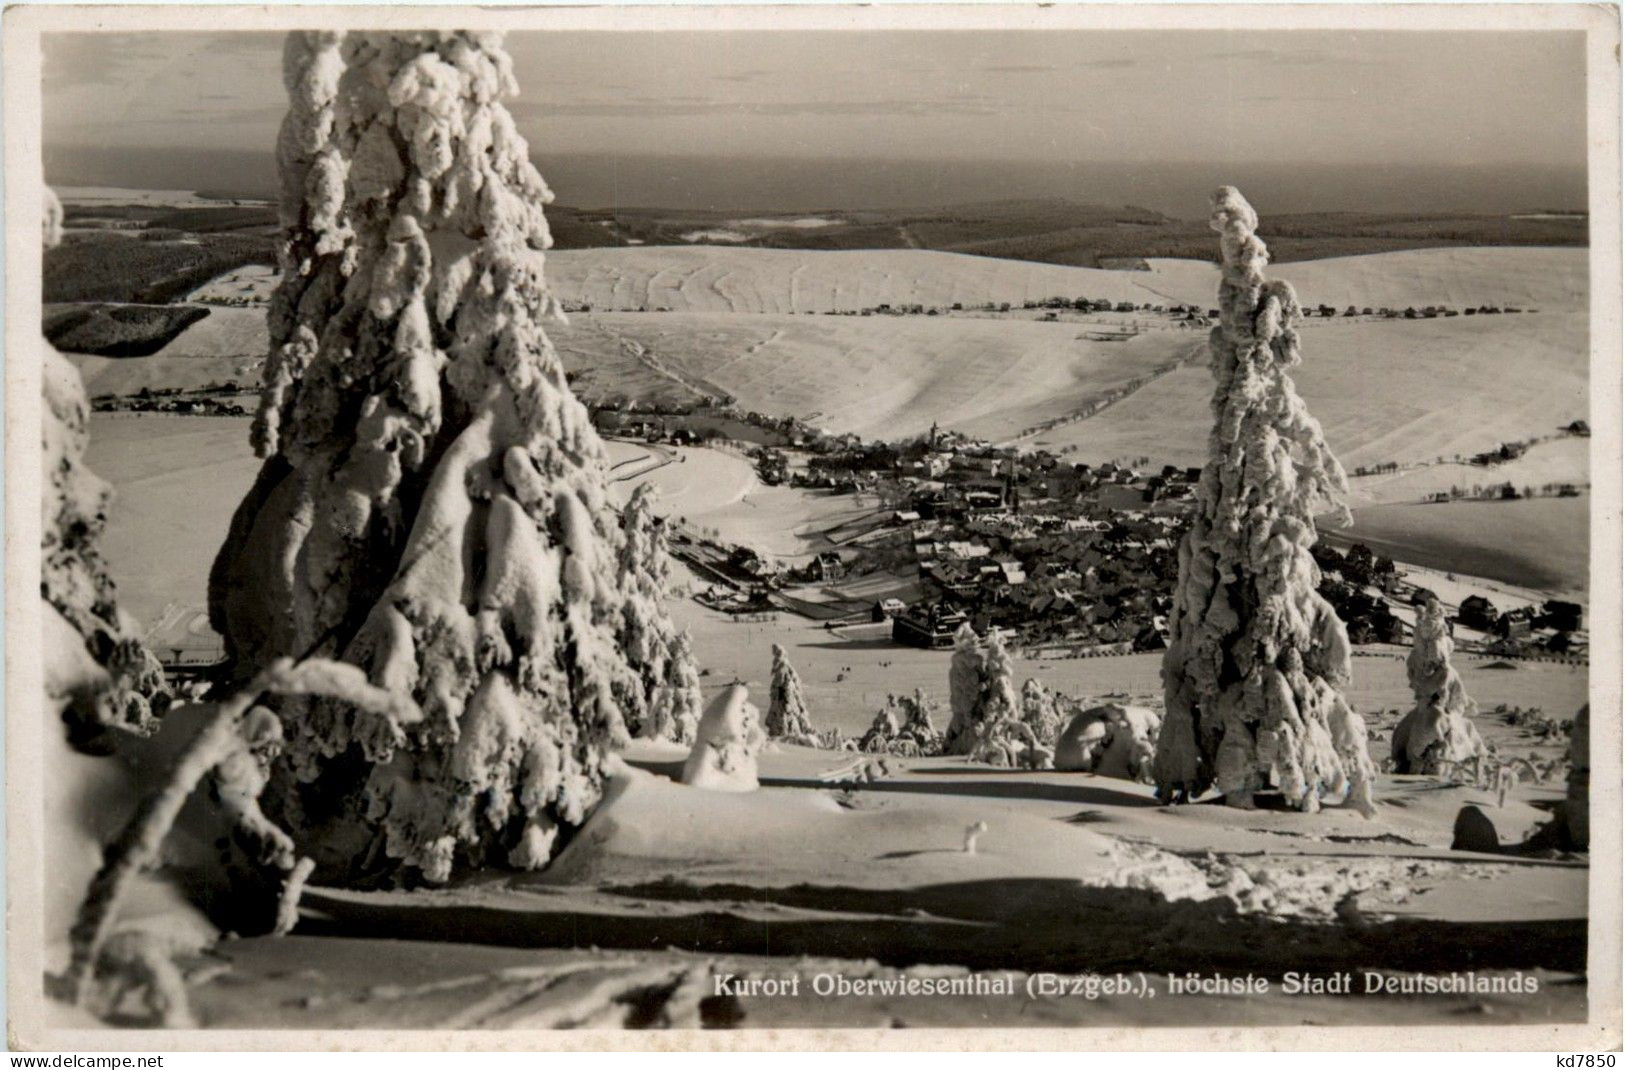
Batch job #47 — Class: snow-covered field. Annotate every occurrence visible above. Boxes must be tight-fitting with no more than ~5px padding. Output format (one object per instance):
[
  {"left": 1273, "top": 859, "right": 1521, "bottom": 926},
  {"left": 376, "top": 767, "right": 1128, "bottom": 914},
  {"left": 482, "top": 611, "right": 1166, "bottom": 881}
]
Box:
[
  {"left": 1032, "top": 312, "right": 1588, "bottom": 472},
  {"left": 85, "top": 416, "right": 263, "bottom": 629},
  {"left": 1327, "top": 496, "right": 1590, "bottom": 597},
  {"left": 604, "top": 440, "right": 873, "bottom": 561},
  {"left": 1347, "top": 435, "right": 1592, "bottom": 508},
  {"left": 67, "top": 351, "right": 261, "bottom": 398},
  {"left": 191, "top": 741, "right": 1586, "bottom": 1028},
  {"left": 547, "top": 244, "right": 1588, "bottom": 316},
  {"left": 1140, "top": 246, "right": 1588, "bottom": 313},
  {"left": 55, "top": 186, "right": 269, "bottom": 209},
  {"left": 186, "top": 264, "right": 278, "bottom": 303},
  {"left": 67, "top": 245, "right": 1591, "bottom": 484},
  {"left": 546, "top": 246, "right": 1180, "bottom": 313},
  {"left": 150, "top": 306, "right": 270, "bottom": 360}
]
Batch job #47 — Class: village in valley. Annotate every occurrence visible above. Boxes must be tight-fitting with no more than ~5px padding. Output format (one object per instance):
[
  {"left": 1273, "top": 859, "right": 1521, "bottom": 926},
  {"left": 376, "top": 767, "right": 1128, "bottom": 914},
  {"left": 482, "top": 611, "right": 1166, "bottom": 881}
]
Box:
[{"left": 583, "top": 394, "right": 1588, "bottom": 666}]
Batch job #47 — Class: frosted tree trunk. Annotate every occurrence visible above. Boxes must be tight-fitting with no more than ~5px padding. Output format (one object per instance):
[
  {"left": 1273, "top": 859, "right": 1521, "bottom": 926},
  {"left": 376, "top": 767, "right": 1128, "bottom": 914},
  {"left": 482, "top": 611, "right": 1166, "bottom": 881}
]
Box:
[
  {"left": 1151, "top": 187, "right": 1374, "bottom": 816},
  {"left": 765, "top": 643, "right": 816, "bottom": 739},
  {"left": 1390, "top": 598, "right": 1488, "bottom": 774},
  {"left": 209, "top": 32, "right": 684, "bottom": 884}
]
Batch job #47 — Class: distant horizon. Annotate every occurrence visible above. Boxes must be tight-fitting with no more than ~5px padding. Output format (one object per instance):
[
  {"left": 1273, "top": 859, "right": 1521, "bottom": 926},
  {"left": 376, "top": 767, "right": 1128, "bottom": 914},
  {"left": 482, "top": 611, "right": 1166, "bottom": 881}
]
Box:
[
  {"left": 45, "top": 29, "right": 1588, "bottom": 218},
  {"left": 46, "top": 147, "right": 1589, "bottom": 220}
]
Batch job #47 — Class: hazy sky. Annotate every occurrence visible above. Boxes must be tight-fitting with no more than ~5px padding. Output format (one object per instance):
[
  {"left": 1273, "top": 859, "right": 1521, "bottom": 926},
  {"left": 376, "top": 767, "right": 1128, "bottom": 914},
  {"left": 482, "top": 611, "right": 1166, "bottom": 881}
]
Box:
[{"left": 44, "top": 29, "right": 1586, "bottom": 171}]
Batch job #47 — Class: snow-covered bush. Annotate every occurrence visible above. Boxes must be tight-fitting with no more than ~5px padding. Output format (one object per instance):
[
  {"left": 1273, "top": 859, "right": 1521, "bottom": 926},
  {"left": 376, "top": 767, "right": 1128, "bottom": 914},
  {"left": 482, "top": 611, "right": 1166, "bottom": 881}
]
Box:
[
  {"left": 1151, "top": 187, "right": 1374, "bottom": 817},
  {"left": 1019, "top": 677, "right": 1061, "bottom": 746},
  {"left": 1054, "top": 703, "right": 1160, "bottom": 782},
  {"left": 858, "top": 697, "right": 901, "bottom": 753},
  {"left": 859, "top": 690, "right": 941, "bottom": 756},
  {"left": 682, "top": 684, "right": 765, "bottom": 792},
  {"left": 1391, "top": 597, "right": 1489, "bottom": 774},
  {"left": 894, "top": 689, "right": 941, "bottom": 754}
]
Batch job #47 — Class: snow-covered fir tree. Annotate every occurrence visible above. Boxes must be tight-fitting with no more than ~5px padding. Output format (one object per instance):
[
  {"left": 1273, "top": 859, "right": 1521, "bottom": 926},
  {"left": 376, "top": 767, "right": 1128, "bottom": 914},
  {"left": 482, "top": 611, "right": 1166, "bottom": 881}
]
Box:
[
  {"left": 209, "top": 31, "right": 687, "bottom": 884},
  {"left": 938, "top": 627, "right": 1034, "bottom": 765},
  {"left": 765, "top": 643, "right": 817, "bottom": 739},
  {"left": 980, "top": 628, "right": 1020, "bottom": 726},
  {"left": 618, "top": 484, "right": 691, "bottom": 740},
  {"left": 647, "top": 629, "right": 702, "bottom": 745},
  {"left": 1151, "top": 186, "right": 1374, "bottom": 816},
  {"left": 943, "top": 623, "right": 983, "bottom": 754},
  {"left": 42, "top": 187, "right": 169, "bottom": 744}
]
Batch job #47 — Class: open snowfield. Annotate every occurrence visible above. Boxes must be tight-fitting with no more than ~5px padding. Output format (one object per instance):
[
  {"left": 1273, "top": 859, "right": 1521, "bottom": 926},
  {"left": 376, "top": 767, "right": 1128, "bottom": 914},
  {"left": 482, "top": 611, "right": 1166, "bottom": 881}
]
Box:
[
  {"left": 1346, "top": 436, "right": 1592, "bottom": 508},
  {"left": 67, "top": 246, "right": 1590, "bottom": 484},
  {"left": 85, "top": 416, "right": 262, "bottom": 629},
  {"left": 1139, "top": 246, "right": 1588, "bottom": 313},
  {"left": 56, "top": 187, "right": 266, "bottom": 209},
  {"left": 1033, "top": 312, "right": 1589, "bottom": 472},
  {"left": 558, "top": 311, "right": 1203, "bottom": 441},
  {"left": 1324, "top": 496, "right": 1590, "bottom": 596},
  {"left": 604, "top": 440, "right": 874, "bottom": 560},
  {"left": 63, "top": 305, "right": 268, "bottom": 397},
  {"left": 186, "top": 264, "right": 277, "bottom": 302},
  {"left": 546, "top": 246, "right": 1178, "bottom": 313},
  {"left": 179, "top": 727, "right": 1587, "bottom": 1029},
  {"left": 67, "top": 351, "right": 261, "bottom": 398},
  {"left": 186, "top": 733, "right": 1587, "bottom": 1028},
  {"left": 134, "top": 305, "right": 268, "bottom": 358},
  {"left": 548, "top": 244, "right": 1587, "bottom": 315}
]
